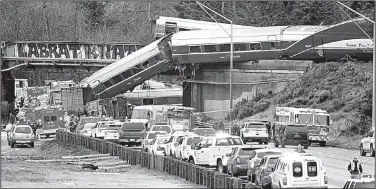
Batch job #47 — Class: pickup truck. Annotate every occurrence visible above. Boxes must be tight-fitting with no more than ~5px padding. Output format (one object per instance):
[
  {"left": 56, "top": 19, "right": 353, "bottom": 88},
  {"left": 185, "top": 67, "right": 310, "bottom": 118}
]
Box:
[
  {"left": 118, "top": 122, "right": 146, "bottom": 146},
  {"left": 188, "top": 134, "right": 244, "bottom": 173}
]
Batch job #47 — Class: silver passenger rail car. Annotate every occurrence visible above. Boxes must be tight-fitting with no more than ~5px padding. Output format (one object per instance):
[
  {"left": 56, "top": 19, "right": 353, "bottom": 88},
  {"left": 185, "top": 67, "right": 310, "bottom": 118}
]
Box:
[{"left": 85, "top": 34, "right": 173, "bottom": 99}]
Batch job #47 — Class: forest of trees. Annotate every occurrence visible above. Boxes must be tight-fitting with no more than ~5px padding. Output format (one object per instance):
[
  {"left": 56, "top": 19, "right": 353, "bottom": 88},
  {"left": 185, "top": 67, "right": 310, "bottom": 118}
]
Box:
[{"left": 1, "top": 1, "right": 375, "bottom": 44}]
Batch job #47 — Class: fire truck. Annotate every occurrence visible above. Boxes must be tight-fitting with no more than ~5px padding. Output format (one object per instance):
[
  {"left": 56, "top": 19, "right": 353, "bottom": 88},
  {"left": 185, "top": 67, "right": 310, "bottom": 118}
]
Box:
[{"left": 274, "top": 107, "right": 332, "bottom": 147}]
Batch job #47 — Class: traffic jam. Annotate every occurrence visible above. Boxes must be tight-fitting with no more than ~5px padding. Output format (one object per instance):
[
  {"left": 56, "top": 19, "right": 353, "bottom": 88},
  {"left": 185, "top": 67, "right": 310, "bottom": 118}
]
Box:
[{"left": 5, "top": 104, "right": 374, "bottom": 189}]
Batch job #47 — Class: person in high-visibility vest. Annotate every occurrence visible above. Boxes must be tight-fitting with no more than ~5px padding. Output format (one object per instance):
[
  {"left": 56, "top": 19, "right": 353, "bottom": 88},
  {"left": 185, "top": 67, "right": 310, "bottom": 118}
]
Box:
[{"left": 348, "top": 155, "right": 363, "bottom": 179}]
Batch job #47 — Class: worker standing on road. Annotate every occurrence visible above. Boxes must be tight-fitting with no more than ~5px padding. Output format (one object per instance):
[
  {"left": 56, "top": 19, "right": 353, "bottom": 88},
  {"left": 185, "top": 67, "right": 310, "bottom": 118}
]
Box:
[
  {"left": 348, "top": 155, "right": 363, "bottom": 179},
  {"left": 218, "top": 120, "right": 225, "bottom": 131},
  {"left": 64, "top": 112, "right": 70, "bottom": 131},
  {"left": 294, "top": 144, "right": 306, "bottom": 153}
]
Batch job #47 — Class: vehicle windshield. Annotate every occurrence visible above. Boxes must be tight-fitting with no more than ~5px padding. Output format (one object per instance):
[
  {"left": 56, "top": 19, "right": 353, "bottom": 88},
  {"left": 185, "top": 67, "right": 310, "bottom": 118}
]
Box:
[
  {"left": 231, "top": 138, "right": 243, "bottom": 145},
  {"left": 257, "top": 151, "right": 282, "bottom": 158},
  {"left": 15, "top": 127, "right": 32, "bottom": 134},
  {"left": 109, "top": 124, "right": 122, "bottom": 128},
  {"left": 238, "top": 148, "right": 256, "bottom": 156},
  {"left": 156, "top": 137, "right": 169, "bottom": 144},
  {"left": 194, "top": 128, "right": 216, "bottom": 136},
  {"left": 296, "top": 114, "right": 313, "bottom": 125},
  {"left": 286, "top": 125, "right": 307, "bottom": 133},
  {"left": 80, "top": 117, "right": 101, "bottom": 125},
  {"left": 147, "top": 132, "right": 166, "bottom": 139},
  {"left": 151, "top": 126, "right": 171, "bottom": 133},
  {"left": 167, "top": 110, "right": 192, "bottom": 119},
  {"left": 105, "top": 130, "right": 117, "bottom": 133},
  {"left": 131, "top": 109, "right": 151, "bottom": 119},
  {"left": 314, "top": 115, "right": 329, "bottom": 126},
  {"left": 99, "top": 123, "right": 111, "bottom": 128},
  {"left": 245, "top": 124, "right": 265, "bottom": 129},
  {"left": 186, "top": 137, "right": 202, "bottom": 145},
  {"left": 121, "top": 123, "right": 145, "bottom": 130},
  {"left": 83, "top": 124, "right": 95, "bottom": 129},
  {"left": 266, "top": 157, "right": 279, "bottom": 168}
]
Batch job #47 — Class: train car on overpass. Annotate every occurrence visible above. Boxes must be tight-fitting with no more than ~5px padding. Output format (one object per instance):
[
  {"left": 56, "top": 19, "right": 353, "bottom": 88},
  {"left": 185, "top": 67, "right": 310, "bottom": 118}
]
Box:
[{"left": 169, "top": 18, "right": 371, "bottom": 64}]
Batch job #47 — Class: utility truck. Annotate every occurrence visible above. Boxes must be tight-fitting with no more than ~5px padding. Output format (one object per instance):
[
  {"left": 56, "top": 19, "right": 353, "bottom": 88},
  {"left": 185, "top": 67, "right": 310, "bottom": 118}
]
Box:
[
  {"left": 275, "top": 107, "right": 332, "bottom": 147},
  {"left": 188, "top": 133, "right": 244, "bottom": 173}
]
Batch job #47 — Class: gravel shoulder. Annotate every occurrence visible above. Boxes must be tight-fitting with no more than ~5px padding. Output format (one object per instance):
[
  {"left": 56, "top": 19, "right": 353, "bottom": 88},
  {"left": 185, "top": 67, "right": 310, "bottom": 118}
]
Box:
[{"left": 1, "top": 140, "right": 200, "bottom": 188}]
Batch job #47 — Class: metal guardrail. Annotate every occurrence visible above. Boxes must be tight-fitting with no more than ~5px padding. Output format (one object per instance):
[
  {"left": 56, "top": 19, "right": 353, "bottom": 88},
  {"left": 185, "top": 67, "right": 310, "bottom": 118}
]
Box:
[{"left": 56, "top": 130, "right": 260, "bottom": 189}]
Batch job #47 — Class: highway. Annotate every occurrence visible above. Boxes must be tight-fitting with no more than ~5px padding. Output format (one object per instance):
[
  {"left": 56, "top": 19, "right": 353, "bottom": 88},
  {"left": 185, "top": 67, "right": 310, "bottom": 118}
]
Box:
[
  {"left": 265, "top": 143, "right": 375, "bottom": 188},
  {"left": 2, "top": 131, "right": 373, "bottom": 188},
  {"left": 1, "top": 131, "right": 54, "bottom": 156}
]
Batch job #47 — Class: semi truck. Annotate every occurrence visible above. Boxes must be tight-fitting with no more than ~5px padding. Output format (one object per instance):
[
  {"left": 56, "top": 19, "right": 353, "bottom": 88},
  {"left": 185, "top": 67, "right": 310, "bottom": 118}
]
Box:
[{"left": 275, "top": 107, "right": 332, "bottom": 147}]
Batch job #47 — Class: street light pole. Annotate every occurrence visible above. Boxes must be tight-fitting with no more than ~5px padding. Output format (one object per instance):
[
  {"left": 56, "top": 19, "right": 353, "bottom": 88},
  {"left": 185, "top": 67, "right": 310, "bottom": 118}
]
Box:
[
  {"left": 196, "top": 2, "right": 234, "bottom": 134},
  {"left": 373, "top": 1, "right": 376, "bottom": 131},
  {"left": 229, "top": 22, "right": 233, "bottom": 134}
]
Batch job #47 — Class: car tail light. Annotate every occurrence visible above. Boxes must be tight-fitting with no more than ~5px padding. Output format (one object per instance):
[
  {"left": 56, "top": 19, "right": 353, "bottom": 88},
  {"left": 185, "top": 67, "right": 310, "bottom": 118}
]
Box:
[
  {"left": 324, "top": 175, "right": 328, "bottom": 184},
  {"left": 183, "top": 146, "right": 186, "bottom": 150},
  {"left": 12, "top": 133, "right": 15, "bottom": 138},
  {"left": 236, "top": 157, "right": 240, "bottom": 164},
  {"left": 283, "top": 177, "right": 287, "bottom": 185},
  {"left": 157, "top": 146, "right": 164, "bottom": 151}
]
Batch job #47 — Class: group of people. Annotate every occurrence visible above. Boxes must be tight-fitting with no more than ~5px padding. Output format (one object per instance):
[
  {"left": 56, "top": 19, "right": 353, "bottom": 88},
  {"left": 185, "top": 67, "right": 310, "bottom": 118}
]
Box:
[{"left": 64, "top": 112, "right": 81, "bottom": 132}]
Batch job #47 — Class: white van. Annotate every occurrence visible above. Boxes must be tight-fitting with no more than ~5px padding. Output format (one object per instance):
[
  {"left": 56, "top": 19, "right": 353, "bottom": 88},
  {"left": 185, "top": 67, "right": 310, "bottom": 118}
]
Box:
[{"left": 271, "top": 153, "right": 328, "bottom": 189}]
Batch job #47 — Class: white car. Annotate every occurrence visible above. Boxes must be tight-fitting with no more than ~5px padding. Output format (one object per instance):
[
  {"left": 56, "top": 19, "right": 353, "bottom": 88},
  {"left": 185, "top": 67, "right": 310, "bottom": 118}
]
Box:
[
  {"left": 247, "top": 148, "right": 282, "bottom": 183},
  {"left": 103, "top": 130, "right": 120, "bottom": 142},
  {"left": 165, "top": 132, "right": 196, "bottom": 158},
  {"left": 142, "top": 131, "right": 168, "bottom": 152},
  {"left": 92, "top": 121, "right": 116, "bottom": 139},
  {"left": 360, "top": 129, "right": 375, "bottom": 157},
  {"left": 149, "top": 123, "right": 173, "bottom": 134},
  {"left": 343, "top": 174, "right": 375, "bottom": 189},
  {"left": 149, "top": 135, "right": 171, "bottom": 156},
  {"left": 175, "top": 135, "right": 203, "bottom": 161},
  {"left": 79, "top": 123, "right": 96, "bottom": 137},
  {"left": 9, "top": 124, "right": 35, "bottom": 148}
]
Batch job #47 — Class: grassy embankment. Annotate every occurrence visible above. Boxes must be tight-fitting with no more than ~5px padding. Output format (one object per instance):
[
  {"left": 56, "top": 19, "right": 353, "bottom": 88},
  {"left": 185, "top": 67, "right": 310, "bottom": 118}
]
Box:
[{"left": 229, "top": 62, "right": 372, "bottom": 149}]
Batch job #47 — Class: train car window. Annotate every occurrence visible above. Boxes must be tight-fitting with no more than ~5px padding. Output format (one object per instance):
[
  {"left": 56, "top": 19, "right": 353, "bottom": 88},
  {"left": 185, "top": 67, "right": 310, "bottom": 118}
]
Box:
[
  {"left": 103, "top": 80, "right": 112, "bottom": 88},
  {"left": 250, "top": 43, "right": 262, "bottom": 50},
  {"left": 219, "top": 44, "right": 231, "bottom": 52},
  {"left": 204, "top": 45, "right": 217, "bottom": 52},
  {"left": 132, "top": 67, "right": 142, "bottom": 75},
  {"left": 120, "top": 70, "right": 132, "bottom": 79},
  {"left": 165, "top": 22, "right": 177, "bottom": 35},
  {"left": 270, "top": 42, "right": 277, "bottom": 49},
  {"left": 179, "top": 28, "right": 190, "bottom": 31},
  {"left": 234, "top": 44, "right": 247, "bottom": 51},
  {"left": 129, "top": 45, "right": 137, "bottom": 53},
  {"left": 112, "top": 75, "right": 123, "bottom": 84},
  {"left": 189, "top": 46, "right": 202, "bottom": 53}
]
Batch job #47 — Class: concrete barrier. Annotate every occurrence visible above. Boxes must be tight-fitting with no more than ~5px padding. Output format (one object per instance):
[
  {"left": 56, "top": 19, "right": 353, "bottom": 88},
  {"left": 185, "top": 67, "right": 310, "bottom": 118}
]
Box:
[{"left": 56, "top": 131, "right": 260, "bottom": 189}]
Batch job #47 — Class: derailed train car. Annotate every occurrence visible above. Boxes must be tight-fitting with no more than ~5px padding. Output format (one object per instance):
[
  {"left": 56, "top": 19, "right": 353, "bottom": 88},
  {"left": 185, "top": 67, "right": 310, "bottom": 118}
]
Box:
[{"left": 85, "top": 34, "right": 173, "bottom": 99}]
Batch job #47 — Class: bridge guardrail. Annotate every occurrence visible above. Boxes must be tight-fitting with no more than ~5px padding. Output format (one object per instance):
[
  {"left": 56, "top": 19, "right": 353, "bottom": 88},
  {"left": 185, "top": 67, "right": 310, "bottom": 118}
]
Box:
[{"left": 56, "top": 130, "right": 260, "bottom": 189}]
